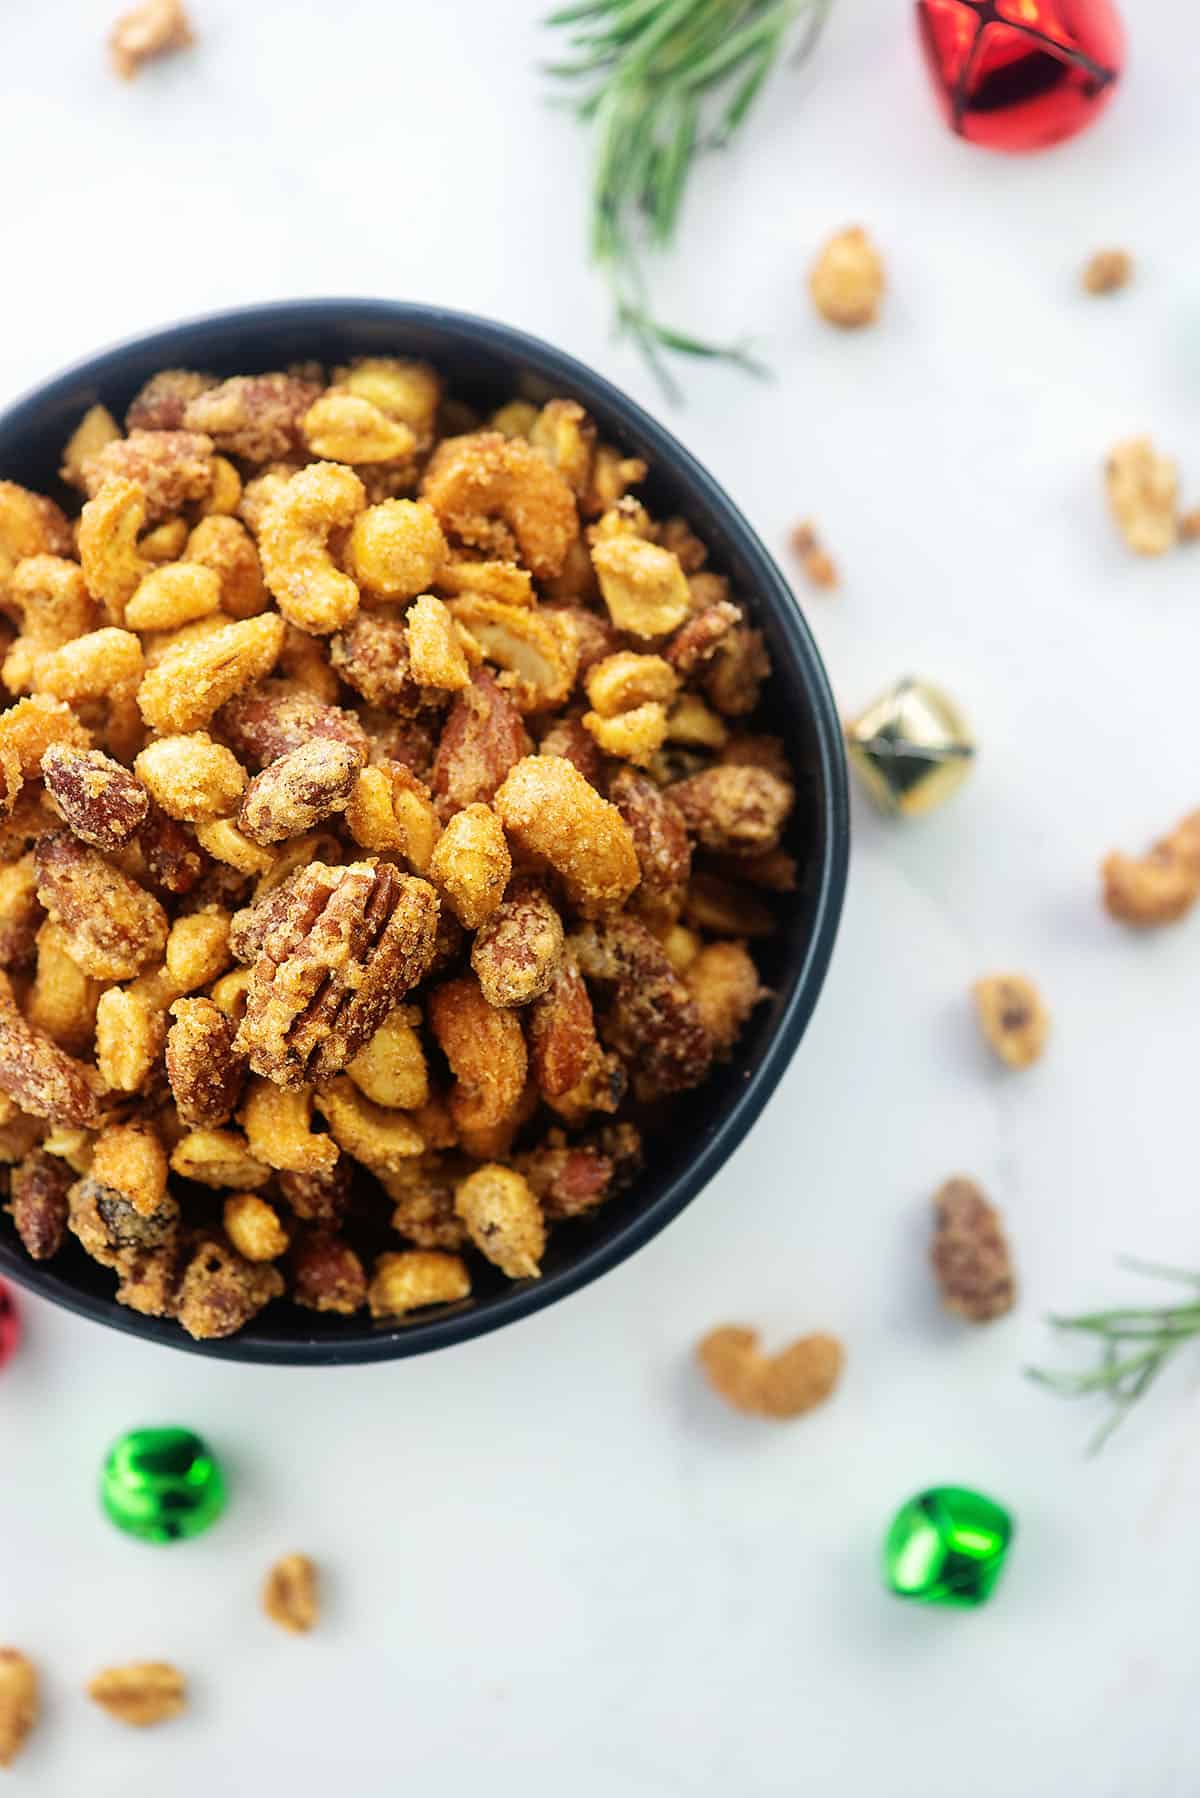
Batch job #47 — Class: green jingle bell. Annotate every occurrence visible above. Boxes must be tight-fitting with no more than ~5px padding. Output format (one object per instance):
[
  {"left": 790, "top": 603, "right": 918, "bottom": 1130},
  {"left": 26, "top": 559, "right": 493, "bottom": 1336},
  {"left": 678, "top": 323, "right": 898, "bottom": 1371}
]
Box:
[
  {"left": 884, "top": 1485, "right": 1013, "bottom": 1607},
  {"left": 101, "top": 1427, "right": 226, "bottom": 1544},
  {"left": 845, "top": 677, "right": 975, "bottom": 817}
]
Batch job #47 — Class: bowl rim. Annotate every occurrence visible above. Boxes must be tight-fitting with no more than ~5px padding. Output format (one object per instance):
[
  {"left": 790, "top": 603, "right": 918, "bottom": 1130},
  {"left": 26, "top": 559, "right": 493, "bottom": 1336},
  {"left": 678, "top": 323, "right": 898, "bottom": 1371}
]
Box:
[{"left": 0, "top": 297, "right": 849, "bottom": 1365}]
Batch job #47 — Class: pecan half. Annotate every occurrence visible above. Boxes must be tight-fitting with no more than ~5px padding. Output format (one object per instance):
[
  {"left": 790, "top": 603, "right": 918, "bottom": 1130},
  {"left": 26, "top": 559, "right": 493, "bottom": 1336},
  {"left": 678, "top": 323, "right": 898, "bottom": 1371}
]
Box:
[
  {"left": 234, "top": 861, "right": 440, "bottom": 1086},
  {"left": 668, "top": 765, "right": 793, "bottom": 856}
]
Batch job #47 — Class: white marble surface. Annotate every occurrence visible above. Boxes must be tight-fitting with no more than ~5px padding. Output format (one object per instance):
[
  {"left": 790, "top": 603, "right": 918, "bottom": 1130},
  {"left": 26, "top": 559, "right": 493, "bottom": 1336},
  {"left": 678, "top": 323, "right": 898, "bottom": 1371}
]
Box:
[{"left": 3, "top": 1, "right": 1200, "bottom": 1791}]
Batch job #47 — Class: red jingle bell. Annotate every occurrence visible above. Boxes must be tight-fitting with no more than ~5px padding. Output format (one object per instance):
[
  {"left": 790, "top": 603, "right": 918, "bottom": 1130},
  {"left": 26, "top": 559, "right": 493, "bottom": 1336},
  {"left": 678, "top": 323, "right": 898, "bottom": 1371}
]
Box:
[
  {"left": 0, "top": 1278, "right": 20, "bottom": 1367},
  {"left": 916, "top": 0, "right": 1125, "bottom": 153}
]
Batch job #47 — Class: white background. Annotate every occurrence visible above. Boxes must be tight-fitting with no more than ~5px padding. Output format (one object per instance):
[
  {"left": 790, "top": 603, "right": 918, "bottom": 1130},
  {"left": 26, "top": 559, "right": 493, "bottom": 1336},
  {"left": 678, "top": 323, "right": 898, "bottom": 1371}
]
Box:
[{"left": 3, "top": 1, "right": 1200, "bottom": 1792}]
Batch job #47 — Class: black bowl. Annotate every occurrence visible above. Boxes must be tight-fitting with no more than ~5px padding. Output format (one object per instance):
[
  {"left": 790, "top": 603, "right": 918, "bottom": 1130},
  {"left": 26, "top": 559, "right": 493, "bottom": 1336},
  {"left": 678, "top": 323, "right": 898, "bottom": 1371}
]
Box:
[{"left": 0, "top": 300, "right": 848, "bottom": 1363}]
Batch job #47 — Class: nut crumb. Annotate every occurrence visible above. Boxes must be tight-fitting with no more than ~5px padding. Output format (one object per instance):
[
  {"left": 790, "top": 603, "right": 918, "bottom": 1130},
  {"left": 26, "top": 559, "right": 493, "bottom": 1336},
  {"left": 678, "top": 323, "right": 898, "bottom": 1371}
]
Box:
[
  {"left": 262, "top": 1553, "right": 319, "bottom": 1634},
  {"left": 789, "top": 519, "right": 838, "bottom": 589},
  {"left": 930, "top": 1176, "right": 1015, "bottom": 1323},
  {"left": 972, "top": 973, "right": 1049, "bottom": 1069},
  {"left": 1081, "top": 248, "right": 1133, "bottom": 295},
  {"left": 87, "top": 1661, "right": 186, "bottom": 1727},
  {"left": 0, "top": 1649, "right": 37, "bottom": 1768},
  {"left": 696, "top": 1325, "right": 843, "bottom": 1419},
  {"left": 109, "top": 0, "right": 193, "bottom": 78},
  {"left": 1105, "top": 436, "right": 1178, "bottom": 555}
]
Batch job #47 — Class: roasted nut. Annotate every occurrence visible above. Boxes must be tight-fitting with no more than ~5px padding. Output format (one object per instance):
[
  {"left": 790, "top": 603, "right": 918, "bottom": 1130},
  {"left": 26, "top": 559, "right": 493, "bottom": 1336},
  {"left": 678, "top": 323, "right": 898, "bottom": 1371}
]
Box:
[
  {"left": 166, "top": 997, "right": 246, "bottom": 1126},
  {"left": 0, "top": 857, "right": 40, "bottom": 972},
  {"left": 175, "top": 1233, "right": 284, "bottom": 1338},
  {"left": 685, "top": 942, "right": 764, "bottom": 1053},
  {"left": 135, "top": 732, "right": 247, "bottom": 823},
  {"left": 590, "top": 535, "right": 691, "bottom": 638},
  {"left": 108, "top": 0, "right": 193, "bottom": 77},
  {"left": 447, "top": 595, "right": 577, "bottom": 713},
  {"left": 95, "top": 986, "right": 167, "bottom": 1093},
  {"left": 335, "top": 358, "right": 440, "bottom": 441},
  {"left": 427, "top": 974, "right": 527, "bottom": 1157},
  {"left": 454, "top": 1162, "right": 545, "bottom": 1279},
  {"left": 421, "top": 431, "right": 578, "bottom": 579},
  {"left": 185, "top": 514, "right": 267, "bottom": 618},
  {"left": 224, "top": 1190, "right": 289, "bottom": 1261},
  {"left": 304, "top": 392, "right": 417, "bottom": 464},
  {"left": 193, "top": 817, "right": 273, "bottom": 877},
  {"left": 234, "top": 861, "right": 440, "bottom": 1086},
  {"left": 78, "top": 479, "right": 150, "bottom": 622},
  {"left": 61, "top": 404, "right": 121, "bottom": 487},
  {"left": 183, "top": 373, "right": 322, "bottom": 464},
  {"left": 329, "top": 607, "right": 426, "bottom": 712},
  {"left": 1105, "top": 437, "right": 1178, "bottom": 555},
  {"left": 33, "top": 626, "right": 143, "bottom": 706},
  {"left": 125, "top": 369, "right": 214, "bottom": 433},
  {"left": 290, "top": 1228, "right": 365, "bottom": 1311},
  {"left": 137, "top": 612, "right": 286, "bottom": 733},
  {"left": 493, "top": 755, "right": 639, "bottom": 915},
  {"left": 345, "top": 1007, "right": 429, "bottom": 1109},
  {"left": 972, "top": 973, "right": 1049, "bottom": 1069},
  {"left": 313, "top": 1078, "right": 424, "bottom": 1174},
  {"left": 702, "top": 625, "right": 769, "bottom": 718},
  {"left": 0, "top": 1649, "right": 38, "bottom": 1767},
  {"left": 81, "top": 431, "right": 212, "bottom": 526},
  {"left": 41, "top": 743, "right": 148, "bottom": 849},
  {"left": 470, "top": 878, "right": 564, "bottom": 1007},
  {"left": 215, "top": 678, "right": 367, "bottom": 771},
  {"left": 608, "top": 765, "right": 691, "bottom": 896},
  {"left": 4, "top": 555, "right": 96, "bottom": 693},
  {"left": 346, "top": 497, "right": 446, "bottom": 601},
  {"left": 240, "top": 1078, "right": 338, "bottom": 1176},
  {"left": 258, "top": 462, "right": 365, "bottom": 634},
  {"left": 406, "top": 593, "right": 471, "bottom": 690},
  {"left": 343, "top": 763, "right": 440, "bottom": 871},
  {"left": 7, "top": 1148, "right": 72, "bottom": 1260},
  {"left": 1102, "top": 810, "right": 1200, "bottom": 926},
  {"left": 683, "top": 871, "right": 775, "bottom": 938},
  {"left": 809, "top": 226, "right": 885, "bottom": 327},
  {"left": 436, "top": 558, "right": 534, "bottom": 607},
  {"left": 669, "top": 765, "right": 793, "bottom": 856},
  {"left": 573, "top": 916, "right": 711, "bottom": 1101},
  {"left": 428, "top": 802, "right": 511, "bottom": 929},
  {"left": 665, "top": 693, "right": 728, "bottom": 749},
  {"left": 585, "top": 652, "right": 677, "bottom": 718},
  {"left": 931, "top": 1176, "right": 1015, "bottom": 1323},
  {"left": 262, "top": 1553, "right": 319, "bottom": 1634},
  {"left": 238, "top": 739, "right": 363, "bottom": 845},
  {"left": 584, "top": 702, "right": 669, "bottom": 768},
  {"left": 0, "top": 694, "right": 90, "bottom": 778},
  {"left": 367, "top": 1248, "right": 470, "bottom": 1318},
  {"left": 169, "top": 1127, "right": 271, "bottom": 1190},
  {"left": 124, "top": 561, "right": 221, "bottom": 631},
  {"left": 431, "top": 667, "right": 531, "bottom": 816},
  {"left": 697, "top": 1326, "right": 844, "bottom": 1418},
  {"left": 35, "top": 832, "right": 167, "bottom": 979},
  {"left": 1082, "top": 248, "right": 1133, "bottom": 295},
  {"left": 91, "top": 1118, "right": 168, "bottom": 1217},
  {"left": 527, "top": 954, "right": 620, "bottom": 1121},
  {"left": 517, "top": 1136, "right": 625, "bottom": 1220}
]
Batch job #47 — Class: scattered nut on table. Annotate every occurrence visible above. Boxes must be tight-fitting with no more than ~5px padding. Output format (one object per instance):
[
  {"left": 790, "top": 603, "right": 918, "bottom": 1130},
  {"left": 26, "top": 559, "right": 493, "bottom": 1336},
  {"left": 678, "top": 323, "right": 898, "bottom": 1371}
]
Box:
[
  {"left": 790, "top": 521, "right": 839, "bottom": 590},
  {"left": 1104, "top": 436, "right": 1178, "bottom": 555},
  {"left": 1102, "top": 810, "right": 1200, "bottom": 927},
  {"left": 930, "top": 1177, "right": 1015, "bottom": 1324},
  {"left": 1081, "top": 248, "right": 1133, "bottom": 295},
  {"left": 972, "top": 973, "right": 1049, "bottom": 1070},
  {"left": 809, "top": 227, "right": 885, "bottom": 329},
  {"left": 0, "top": 1648, "right": 38, "bottom": 1768},
  {"left": 87, "top": 1661, "right": 187, "bottom": 1727},
  {"left": 262, "top": 1553, "right": 320, "bottom": 1635},
  {"left": 696, "top": 1325, "right": 844, "bottom": 1419},
  {"left": 108, "top": 0, "right": 193, "bottom": 79}
]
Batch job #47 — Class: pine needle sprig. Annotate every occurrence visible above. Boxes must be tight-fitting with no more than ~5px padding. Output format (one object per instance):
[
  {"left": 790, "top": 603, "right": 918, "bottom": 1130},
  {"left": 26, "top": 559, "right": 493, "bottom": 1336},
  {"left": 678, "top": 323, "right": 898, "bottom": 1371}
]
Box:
[
  {"left": 546, "top": 0, "right": 833, "bottom": 396},
  {"left": 1028, "top": 1258, "right": 1200, "bottom": 1452}
]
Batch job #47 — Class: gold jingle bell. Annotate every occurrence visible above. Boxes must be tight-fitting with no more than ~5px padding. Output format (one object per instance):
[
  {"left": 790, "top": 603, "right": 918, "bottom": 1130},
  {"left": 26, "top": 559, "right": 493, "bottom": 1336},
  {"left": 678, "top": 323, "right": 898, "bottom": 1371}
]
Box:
[{"left": 845, "top": 677, "right": 975, "bottom": 817}]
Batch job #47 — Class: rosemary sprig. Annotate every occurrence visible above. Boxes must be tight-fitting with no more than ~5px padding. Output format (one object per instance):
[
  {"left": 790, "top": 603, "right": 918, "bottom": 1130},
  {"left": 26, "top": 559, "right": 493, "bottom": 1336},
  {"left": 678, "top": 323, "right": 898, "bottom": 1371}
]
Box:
[
  {"left": 1028, "top": 1257, "right": 1200, "bottom": 1452},
  {"left": 546, "top": 0, "right": 833, "bottom": 396}
]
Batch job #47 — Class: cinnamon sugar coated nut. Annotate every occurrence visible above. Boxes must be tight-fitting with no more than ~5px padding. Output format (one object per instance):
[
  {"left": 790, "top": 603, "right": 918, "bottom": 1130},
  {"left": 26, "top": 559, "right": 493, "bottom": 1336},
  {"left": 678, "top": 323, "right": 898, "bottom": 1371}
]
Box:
[
  {"left": 973, "top": 973, "right": 1050, "bottom": 1069},
  {"left": 697, "top": 1326, "right": 844, "bottom": 1419},
  {"left": 1105, "top": 437, "right": 1178, "bottom": 555},
  {"left": 809, "top": 227, "right": 885, "bottom": 328},
  {"left": 1103, "top": 810, "right": 1200, "bottom": 926},
  {"left": 790, "top": 520, "right": 839, "bottom": 589},
  {"left": 0, "top": 1649, "right": 38, "bottom": 1767},
  {"left": 931, "top": 1177, "right": 1015, "bottom": 1323},
  {"left": 0, "top": 362, "right": 796, "bottom": 1338},
  {"left": 87, "top": 1661, "right": 186, "bottom": 1726},
  {"left": 109, "top": 0, "right": 193, "bottom": 77},
  {"left": 262, "top": 1553, "right": 320, "bottom": 1634},
  {"left": 1081, "top": 248, "right": 1133, "bottom": 294}
]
